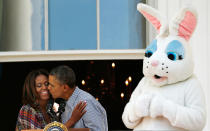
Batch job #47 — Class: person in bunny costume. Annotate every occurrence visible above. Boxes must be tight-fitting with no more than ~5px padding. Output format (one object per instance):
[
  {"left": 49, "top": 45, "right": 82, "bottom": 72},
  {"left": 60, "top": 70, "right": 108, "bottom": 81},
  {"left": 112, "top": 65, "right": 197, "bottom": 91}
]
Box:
[{"left": 122, "top": 3, "right": 206, "bottom": 131}]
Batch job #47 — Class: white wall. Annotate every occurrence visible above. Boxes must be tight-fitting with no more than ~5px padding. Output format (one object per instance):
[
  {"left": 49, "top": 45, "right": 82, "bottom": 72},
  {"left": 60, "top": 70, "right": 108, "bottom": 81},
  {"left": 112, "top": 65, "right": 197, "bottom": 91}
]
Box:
[
  {"left": 2, "top": 0, "right": 32, "bottom": 51},
  {"left": 157, "top": 0, "right": 210, "bottom": 130}
]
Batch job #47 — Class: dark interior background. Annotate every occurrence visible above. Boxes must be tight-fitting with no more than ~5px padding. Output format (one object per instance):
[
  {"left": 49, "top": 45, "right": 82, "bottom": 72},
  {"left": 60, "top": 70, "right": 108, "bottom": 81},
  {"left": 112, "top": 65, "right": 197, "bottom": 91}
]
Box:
[{"left": 0, "top": 60, "right": 143, "bottom": 130}]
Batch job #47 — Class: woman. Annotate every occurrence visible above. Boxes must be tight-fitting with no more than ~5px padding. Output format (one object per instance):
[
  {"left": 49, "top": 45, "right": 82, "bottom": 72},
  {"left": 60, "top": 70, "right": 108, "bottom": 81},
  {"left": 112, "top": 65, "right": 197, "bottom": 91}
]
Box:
[{"left": 16, "top": 69, "right": 86, "bottom": 130}]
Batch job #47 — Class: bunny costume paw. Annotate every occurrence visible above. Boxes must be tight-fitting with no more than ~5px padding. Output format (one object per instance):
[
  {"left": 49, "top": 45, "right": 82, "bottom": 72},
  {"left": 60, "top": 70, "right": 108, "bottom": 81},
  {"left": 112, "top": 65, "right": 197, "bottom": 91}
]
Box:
[
  {"left": 150, "top": 94, "right": 165, "bottom": 118},
  {"left": 134, "top": 93, "right": 153, "bottom": 117}
]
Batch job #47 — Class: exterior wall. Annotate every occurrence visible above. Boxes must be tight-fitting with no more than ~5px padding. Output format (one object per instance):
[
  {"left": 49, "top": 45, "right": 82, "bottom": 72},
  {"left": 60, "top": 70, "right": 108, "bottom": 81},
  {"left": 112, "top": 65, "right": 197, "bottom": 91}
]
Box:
[{"left": 157, "top": 0, "right": 210, "bottom": 130}]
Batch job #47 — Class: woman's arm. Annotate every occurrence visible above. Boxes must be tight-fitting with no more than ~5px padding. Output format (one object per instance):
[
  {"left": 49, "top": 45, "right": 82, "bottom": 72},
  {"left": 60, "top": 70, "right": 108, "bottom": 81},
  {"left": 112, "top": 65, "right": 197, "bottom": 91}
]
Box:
[{"left": 64, "top": 101, "right": 87, "bottom": 128}]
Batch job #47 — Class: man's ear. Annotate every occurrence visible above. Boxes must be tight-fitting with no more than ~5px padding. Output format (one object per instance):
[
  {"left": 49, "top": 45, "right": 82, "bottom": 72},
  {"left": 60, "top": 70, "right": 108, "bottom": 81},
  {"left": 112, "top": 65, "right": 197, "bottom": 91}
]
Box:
[{"left": 63, "top": 84, "right": 69, "bottom": 92}]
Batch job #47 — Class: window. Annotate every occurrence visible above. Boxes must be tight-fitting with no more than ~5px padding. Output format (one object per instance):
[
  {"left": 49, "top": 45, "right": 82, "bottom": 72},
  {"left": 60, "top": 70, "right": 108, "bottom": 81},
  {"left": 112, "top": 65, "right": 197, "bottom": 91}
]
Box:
[
  {"left": 0, "top": 0, "right": 150, "bottom": 61},
  {"left": 48, "top": 0, "right": 146, "bottom": 50}
]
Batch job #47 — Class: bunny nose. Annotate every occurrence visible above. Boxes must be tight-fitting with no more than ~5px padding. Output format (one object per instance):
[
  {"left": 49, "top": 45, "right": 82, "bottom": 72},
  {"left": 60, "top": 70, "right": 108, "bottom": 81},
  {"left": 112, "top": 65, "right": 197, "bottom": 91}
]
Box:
[{"left": 151, "top": 60, "right": 159, "bottom": 67}]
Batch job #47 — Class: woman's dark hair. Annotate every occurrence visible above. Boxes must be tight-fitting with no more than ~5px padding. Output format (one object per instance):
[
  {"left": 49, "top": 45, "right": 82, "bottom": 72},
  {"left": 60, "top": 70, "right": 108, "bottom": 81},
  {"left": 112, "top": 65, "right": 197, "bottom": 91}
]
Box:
[
  {"left": 22, "top": 69, "right": 49, "bottom": 108},
  {"left": 49, "top": 65, "right": 76, "bottom": 88}
]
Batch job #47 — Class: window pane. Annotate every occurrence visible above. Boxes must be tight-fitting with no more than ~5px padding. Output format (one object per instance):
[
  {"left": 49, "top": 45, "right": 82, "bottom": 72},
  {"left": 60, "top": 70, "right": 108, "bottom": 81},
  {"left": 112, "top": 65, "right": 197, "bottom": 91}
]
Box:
[
  {"left": 48, "top": 0, "right": 97, "bottom": 50},
  {"left": 31, "top": 0, "right": 45, "bottom": 50},
  {"left": 100, "top": 0, "right": 146, "bottom": 49}
]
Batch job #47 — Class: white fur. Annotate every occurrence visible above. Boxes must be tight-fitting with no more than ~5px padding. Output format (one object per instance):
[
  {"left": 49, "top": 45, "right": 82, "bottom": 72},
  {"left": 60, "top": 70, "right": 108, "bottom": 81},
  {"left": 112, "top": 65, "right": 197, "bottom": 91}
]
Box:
[
  {"left": 134, "top": 93, "right": 153, "bottom": 118},
  {"left": 143, "top": 35, "right": 194, "bottom": 86},
  {"left": 169, "top": 7, "right": 198, "bottom": 39},
  {"left": 137, "top": 3, "right": 168, "bottom": 36},
  {"left": 122, "top": 76, "right": 206, "bottom": 130},
  {"left": 122, "top": 3, "right": 206, "bottom": 131}
]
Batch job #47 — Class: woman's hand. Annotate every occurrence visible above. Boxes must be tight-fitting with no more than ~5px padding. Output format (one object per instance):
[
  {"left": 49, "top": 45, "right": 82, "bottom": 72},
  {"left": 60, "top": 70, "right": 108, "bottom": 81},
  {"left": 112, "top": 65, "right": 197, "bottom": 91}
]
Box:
[
  {"left": 65, "top": 101, "right": 87, "bottom": 128},
  {"left": 71, "top": 101, "right": 87, "bottom": 123}
]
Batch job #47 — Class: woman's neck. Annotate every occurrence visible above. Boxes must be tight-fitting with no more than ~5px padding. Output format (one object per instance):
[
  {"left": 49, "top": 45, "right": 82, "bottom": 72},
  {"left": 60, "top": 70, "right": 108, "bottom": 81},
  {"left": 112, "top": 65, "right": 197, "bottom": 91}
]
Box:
[{"left": 38, "top": 100, "right": 48, "bottom": 111}]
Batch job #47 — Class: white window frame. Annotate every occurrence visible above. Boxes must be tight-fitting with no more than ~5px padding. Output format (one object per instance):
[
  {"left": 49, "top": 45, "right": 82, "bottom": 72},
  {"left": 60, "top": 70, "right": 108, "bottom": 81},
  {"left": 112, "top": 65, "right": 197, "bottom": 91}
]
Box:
[{"left": 0, "top": 0, "right": 156, "bottom": 62}]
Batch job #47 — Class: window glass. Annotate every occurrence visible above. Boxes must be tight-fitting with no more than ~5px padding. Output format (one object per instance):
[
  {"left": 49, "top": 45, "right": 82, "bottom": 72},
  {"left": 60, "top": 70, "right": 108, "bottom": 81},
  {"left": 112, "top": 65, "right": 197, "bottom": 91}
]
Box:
[
  {"left": 100, "top": 0, "right": 146, "bottom": 49},
  {"left": 0, "top": 0, "right": 147, "bottom": 51},
  {"left": 31, "top": 0, "right": 45, "bottom": 50},
  {"left": 48, "top": 0, "right": 146, "bottom": 50},
  {"left": 48, "top": 0, "right": 97, "bottom": 50}
]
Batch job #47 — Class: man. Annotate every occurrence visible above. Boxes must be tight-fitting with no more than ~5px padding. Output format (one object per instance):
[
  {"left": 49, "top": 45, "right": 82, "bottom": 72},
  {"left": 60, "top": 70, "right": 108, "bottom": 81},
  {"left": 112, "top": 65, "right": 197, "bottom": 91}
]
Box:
[{"left": 48, "top": 65, "right": 108, "bottom": 131}]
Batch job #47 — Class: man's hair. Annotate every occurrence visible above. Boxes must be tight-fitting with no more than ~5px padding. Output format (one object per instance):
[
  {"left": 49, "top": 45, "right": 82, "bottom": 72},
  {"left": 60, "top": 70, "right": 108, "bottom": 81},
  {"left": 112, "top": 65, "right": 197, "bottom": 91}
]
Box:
[
  {"left": 50, "top": 65, "right": 76, "bottom": 88},
  {"left": 22, "top": 69, "right": 49, "bottom": 108}
]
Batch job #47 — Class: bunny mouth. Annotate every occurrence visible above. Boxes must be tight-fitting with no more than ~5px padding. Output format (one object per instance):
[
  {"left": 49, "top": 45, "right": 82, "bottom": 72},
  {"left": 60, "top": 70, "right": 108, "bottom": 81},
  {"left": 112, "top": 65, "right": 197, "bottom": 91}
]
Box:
[{"left": 153, "top": 75, "right": 167, "bottom": 82}]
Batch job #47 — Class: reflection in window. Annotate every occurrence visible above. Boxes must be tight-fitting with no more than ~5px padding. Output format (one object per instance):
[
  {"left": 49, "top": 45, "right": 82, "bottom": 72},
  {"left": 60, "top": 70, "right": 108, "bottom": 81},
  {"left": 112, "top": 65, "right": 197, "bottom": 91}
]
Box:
[{"left": 0, "top": 0, "right": 32, "bottom": 51}]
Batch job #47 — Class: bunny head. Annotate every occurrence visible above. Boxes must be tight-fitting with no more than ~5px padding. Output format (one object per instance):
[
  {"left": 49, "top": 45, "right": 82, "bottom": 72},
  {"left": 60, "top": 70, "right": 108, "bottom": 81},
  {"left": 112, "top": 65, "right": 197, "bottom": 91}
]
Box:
[{"left": 137, "top": 3, "right": 197, "bottom": 86}]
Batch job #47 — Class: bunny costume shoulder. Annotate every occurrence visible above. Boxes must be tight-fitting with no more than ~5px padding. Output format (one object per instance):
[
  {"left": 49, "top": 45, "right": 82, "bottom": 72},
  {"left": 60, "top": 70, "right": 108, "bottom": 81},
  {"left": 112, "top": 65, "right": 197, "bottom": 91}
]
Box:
[{"left": 122, "top": 3, "right": 206, "bottom": 131}]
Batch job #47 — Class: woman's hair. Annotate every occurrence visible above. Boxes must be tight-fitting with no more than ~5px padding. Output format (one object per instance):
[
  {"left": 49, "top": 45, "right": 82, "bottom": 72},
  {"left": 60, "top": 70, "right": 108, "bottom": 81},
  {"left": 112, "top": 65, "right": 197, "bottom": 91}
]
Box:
[
  {"left": 22, "top": 69, "right": 49, "bottom": 108},
  {"left": 49, "top": 65, "right": 76, "bottom": 88}
]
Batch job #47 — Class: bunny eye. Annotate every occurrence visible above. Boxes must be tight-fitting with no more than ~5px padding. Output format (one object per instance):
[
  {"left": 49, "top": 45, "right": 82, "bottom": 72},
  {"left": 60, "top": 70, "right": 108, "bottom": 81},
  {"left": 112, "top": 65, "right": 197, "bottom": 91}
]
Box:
[
  {"left": 145, "top": 50, "right": 153, "bottom": 58},
  {"left": 167, "top": 52, "right": 178, "bottom": 61},
  {"left": 165, "top": 40, "right": 185, "bottom": 60}
]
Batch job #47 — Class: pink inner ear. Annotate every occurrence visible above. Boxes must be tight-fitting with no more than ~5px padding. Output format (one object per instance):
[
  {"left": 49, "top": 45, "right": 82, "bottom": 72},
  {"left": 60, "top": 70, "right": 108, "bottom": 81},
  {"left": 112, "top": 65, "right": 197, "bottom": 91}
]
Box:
[
  {"left": 178, "top": 11, "right": 197, "bottom": 41},
  {"left": 141, "top": 10, "right": 161, "bottom": 32}
]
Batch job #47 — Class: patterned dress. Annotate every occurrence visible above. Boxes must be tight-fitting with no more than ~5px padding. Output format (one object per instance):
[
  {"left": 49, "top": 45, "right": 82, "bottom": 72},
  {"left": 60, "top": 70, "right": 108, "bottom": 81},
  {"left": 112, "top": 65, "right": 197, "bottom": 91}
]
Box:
[{"left": 16, "top": 104, "right": 52, "bottom": 131}]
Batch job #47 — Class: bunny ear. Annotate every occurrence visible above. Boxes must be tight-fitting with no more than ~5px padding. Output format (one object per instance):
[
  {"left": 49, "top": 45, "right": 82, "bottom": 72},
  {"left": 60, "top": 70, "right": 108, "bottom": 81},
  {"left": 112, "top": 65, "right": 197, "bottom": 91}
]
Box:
[
  {"left": 137, "top": 3, "right": 168, "bottom": 35},
  {"left": 169, "top": 7, "right": 197, "bottom": 41}
]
